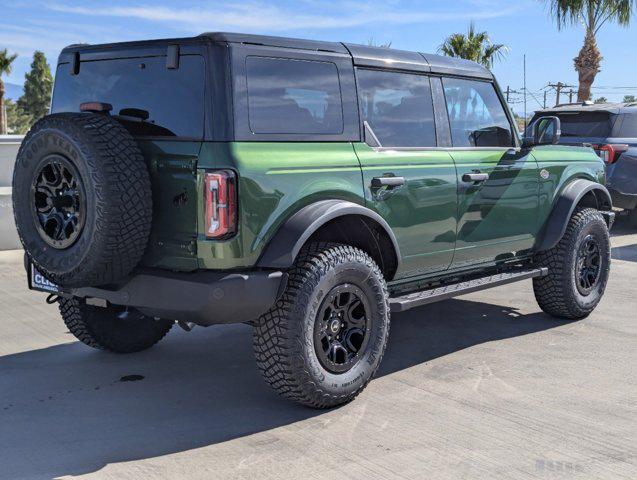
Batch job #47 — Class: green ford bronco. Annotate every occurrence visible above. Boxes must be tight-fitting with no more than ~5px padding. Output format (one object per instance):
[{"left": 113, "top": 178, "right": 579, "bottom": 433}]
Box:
[{"left": 13, "top": 33, "right": 614, "bottom": 408}]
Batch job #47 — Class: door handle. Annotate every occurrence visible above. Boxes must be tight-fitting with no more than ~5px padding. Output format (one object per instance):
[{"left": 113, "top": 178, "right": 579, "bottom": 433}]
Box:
[
  {"left": 371, "top": 176, "right": 405, "bottom": 188},
  {"left": 462, "top": 172, "right": 489, "bottom": 183}
]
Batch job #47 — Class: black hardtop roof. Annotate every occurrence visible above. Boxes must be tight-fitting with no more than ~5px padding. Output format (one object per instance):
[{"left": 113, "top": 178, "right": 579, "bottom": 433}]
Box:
[
  {"left": 204, "top": 32, "right": 492, "bottom": 79},
  {"left": 536, "top": 102, "right": 637, "bottom": 116},
  {"left": 60, "top": 31, "right": 493, "bottom": 79}
]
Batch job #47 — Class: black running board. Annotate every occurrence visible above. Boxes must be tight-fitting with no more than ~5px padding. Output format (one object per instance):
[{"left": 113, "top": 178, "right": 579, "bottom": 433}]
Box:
[{"left": 390, "top": 267, "right": 548, "bottom": 313}]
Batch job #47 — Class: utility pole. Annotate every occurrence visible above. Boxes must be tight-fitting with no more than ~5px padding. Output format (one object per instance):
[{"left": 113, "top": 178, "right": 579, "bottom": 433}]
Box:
[
  {"left": 543, "top": 90, "right": 547, "bottom": 109},
  {"left": 555, "top": 82, "right": 563, "bottom": 106},
  {"left": 505, "top": 86, "right": 520, "bottom": 104},
  {"left": 567, "top": 89, "right": 575, "bottom": 103},
  {"left": 547, "top": 82, "right": 576, "bottom": 107},
  {"left": 523, "top": 54, "right": 527, "bottom": 130}
]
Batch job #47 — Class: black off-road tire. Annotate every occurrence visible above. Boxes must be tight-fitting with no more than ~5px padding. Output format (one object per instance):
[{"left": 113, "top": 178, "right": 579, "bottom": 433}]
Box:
[
  {"left": 59, "top": 297, "right": 173, "bottom": 353},
  {"left": 533, "top": 208, "right": 610, "bottom": 319},
  {"left": 253, "top": 243, "right": 390, "bottom": 409},
  {"left": 12, "top": 113, "right": 152, "bottom": 287}
]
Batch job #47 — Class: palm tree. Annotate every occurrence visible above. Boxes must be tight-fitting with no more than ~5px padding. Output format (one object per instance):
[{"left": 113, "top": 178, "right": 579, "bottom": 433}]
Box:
[
  {"left": 544, "top": 0, "right": 635, "bottom": 102},
  {"left": 0, "top": 49, "right": 18, "bottom": 134},
  {"left": 438, "top": 23, "right": 508, "bottom": 69}
]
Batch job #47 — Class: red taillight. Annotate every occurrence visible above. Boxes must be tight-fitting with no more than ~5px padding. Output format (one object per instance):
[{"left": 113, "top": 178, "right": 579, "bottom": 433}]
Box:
[
  {"left": 204, "top": 170, "right": 237, "bottom": 238},
  {"left": 593, "top": 144, "right": 629, "bottom": 164}
]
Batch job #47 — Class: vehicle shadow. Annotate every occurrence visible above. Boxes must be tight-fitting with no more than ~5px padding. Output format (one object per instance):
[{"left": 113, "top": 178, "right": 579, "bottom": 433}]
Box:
[{"left": 0, "top": 298, "right": 564, "bottom": 479}]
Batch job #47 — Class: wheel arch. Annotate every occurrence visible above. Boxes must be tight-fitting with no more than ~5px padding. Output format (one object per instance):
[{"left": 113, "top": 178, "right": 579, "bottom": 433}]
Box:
[
  {"left": 256, "top": 200, "right": 401, "bottom": 280},
  {"left": 535, "top": 178, "right": 613, "bottom": 252}
]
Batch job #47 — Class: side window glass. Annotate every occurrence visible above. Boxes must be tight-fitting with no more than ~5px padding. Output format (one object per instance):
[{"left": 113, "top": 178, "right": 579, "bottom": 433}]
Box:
[
  {"left": 246, "top": 57, "right": 344, "bottom": 135},
  {"left": 356, "top": 69, "right": 436, "bottom": 147},
  {"left": 443, "top": 78, "right": 513, "bottom": 147},
  {"left": 618, "top": 113, "right": 637, "bottom": 138}
]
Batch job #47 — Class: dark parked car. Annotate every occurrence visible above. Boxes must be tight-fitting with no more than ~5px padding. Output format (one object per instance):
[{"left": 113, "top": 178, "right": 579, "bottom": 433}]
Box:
[{"left": 530, "top": 102, "right": 637, "bottom": 225}]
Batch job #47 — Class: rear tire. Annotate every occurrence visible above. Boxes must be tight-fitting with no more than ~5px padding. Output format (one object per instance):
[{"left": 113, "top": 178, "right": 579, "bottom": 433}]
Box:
[
  {"left": 59, "top": 297, "right": 173, "bottom": 353},
  {"left": 253, "top": 243, "right": 390, "bottom": 408},
  {"left": 533, "top": 208, "right": 610, "bottom": 319}
]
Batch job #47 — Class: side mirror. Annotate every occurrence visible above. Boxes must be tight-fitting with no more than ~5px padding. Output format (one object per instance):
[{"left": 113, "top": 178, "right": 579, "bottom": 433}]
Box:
[{"left": 524, "top": 116, "right": 561, "bottom": 147}]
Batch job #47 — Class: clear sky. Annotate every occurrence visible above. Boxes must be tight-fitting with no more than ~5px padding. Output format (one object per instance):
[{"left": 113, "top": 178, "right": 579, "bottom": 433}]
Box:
[{"left": 1, "top": 0, "right": 636, "bottom": 114}]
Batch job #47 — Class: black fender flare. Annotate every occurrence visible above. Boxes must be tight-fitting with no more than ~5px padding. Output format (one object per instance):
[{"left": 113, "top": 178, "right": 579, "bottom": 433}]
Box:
[
  {"left": 256, "top": 200, "right": 401, "bottom": 270},
  {"left": 535, "top": 179, "right": 613, "bottom": 252}
]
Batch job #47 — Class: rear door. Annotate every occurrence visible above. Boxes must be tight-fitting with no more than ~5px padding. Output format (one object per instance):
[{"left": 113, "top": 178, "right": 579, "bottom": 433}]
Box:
[
  {"left": 353, "top": 68, "right": 457, "bottom": 279},
  {"left": 442, "top": 77, "right": 540, "bottom": 267},
  {"left": 51, "top": 50, "right": 207, "bottom": 271}
]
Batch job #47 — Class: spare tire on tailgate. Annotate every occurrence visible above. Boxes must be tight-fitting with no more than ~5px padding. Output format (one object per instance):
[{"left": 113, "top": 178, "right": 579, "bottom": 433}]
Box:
[{"left": 12, "top": 112, "right": 152, "bottom": 288}]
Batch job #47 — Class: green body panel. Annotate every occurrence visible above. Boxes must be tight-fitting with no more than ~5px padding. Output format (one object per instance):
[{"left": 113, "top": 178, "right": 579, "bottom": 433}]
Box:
[
  {"left": 531, "top": 145, "right": 606, "bottom": 230},
  {"left": 195, "top": 142, "right": 365, "bottom": 270},
  {"left": 450, "top": 148, "right": 540, "bottom": 267},
  {"left": 138, "top": 140, "right": 201, "bottom": 271},
  {"left": 353, "top": 143, "right": 457, "bottom": 279},
  {"left": 138, "top": 139, "right": 605, "bottom": 283}
]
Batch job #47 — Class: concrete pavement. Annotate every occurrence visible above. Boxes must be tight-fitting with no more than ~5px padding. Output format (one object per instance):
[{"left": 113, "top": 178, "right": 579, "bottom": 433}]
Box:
[{"left": 0, "top": 217, "right": 635, "bottom": 479}]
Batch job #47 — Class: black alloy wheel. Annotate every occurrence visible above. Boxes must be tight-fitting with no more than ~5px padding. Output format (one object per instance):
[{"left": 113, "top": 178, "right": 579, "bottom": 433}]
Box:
[
  {"left": 314, "top": 284, "right": 371, "bottom": 374},
  {"left": 31, "top": 155, "right": 86, "bottom": 249},
  {"left": 575, "top": 234, "right": 601, "bottom": 295}
]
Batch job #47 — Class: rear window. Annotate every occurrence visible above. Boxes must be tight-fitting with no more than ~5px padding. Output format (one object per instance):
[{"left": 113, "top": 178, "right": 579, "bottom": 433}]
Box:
[
  {"left": 552, "top": 112, "right": 614, "bottom": 138},
  {"left": 51, "top": 55, "right": 205, "bottom": 138},
  {"left": 245, "top": 57, "right": 344, "bottom": 135}
]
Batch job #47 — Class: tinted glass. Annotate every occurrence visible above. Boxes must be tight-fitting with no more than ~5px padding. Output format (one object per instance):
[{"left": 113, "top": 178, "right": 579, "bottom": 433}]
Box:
[
  {"left": 52, "top": 56, "right": 205, "bottom": 138},
  {"left": 616, "top": 113, "right": 637, "bottom": 138},
  {"left": 443, "top": 78, "right": 513, "bottom": 147},
  {"left": 546, "top": 112, "right": 614, "bottom": 138},
  {"left": 356, "top": 69, "right": 436, "bottom": 147},
  {"left": 246, "top": 57, "right": 343, "bottom": 134}
]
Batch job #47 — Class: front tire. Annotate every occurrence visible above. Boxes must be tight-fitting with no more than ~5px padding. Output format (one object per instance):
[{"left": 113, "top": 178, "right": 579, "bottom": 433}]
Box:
[
  {"left": 59, "top": 297, "right": 173, "bottom": 353},
  {"left": 253, "top": 243, "right": 390, "bottom": 408},
  {"left": 533, "top": 208, "right": 610, "bottom": 319}
]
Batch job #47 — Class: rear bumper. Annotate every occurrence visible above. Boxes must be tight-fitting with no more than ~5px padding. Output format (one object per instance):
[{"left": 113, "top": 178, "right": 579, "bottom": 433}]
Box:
[
  {"left": 67, "top": 269, "right": 287, "bottom": 326},
  {"left": 607, "top": 155, "right": 637, "bottom": 209},
  {"left": 608, "top": 188, "right": 637, "bottom": 211}
]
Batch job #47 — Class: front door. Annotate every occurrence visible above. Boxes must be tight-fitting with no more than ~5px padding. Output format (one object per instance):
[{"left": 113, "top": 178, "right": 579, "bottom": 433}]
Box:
[
  {"left": 442, "top": 77, "right": 539, "bottom": 267},
  {"left": 353, "top": 68, "right": 458, "bottom": 279}
]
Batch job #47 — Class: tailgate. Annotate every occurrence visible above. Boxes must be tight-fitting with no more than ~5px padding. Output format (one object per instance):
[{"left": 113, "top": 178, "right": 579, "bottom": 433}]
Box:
[{"left": 138, "top": 140, "right": 201, "bottom": 271}]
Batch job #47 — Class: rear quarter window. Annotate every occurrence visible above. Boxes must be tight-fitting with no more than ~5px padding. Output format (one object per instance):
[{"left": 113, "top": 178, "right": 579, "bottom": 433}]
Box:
[
  {"left": 51, "top": 55, "right": 205, "bottom": 138},
  {"left": 245, "top": 56, "right": 344, "bottom": 135}
]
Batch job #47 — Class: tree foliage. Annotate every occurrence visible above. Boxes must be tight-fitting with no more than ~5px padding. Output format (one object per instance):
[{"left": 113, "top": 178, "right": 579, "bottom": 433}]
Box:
[
  {"left": 438, "top": 23, "right": 508, "bottom": 69},
  {"left": 5, "top": 98, "right": 31, "bottom": 134},
  {"left": 18, "top": 51, "right": 53, "bottom": 122}
]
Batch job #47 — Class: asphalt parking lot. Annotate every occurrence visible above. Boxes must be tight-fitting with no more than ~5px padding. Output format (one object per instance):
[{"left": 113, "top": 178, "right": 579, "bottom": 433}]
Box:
[{"left": 0, "top": 217, "right": 635, "bottom": 480}]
